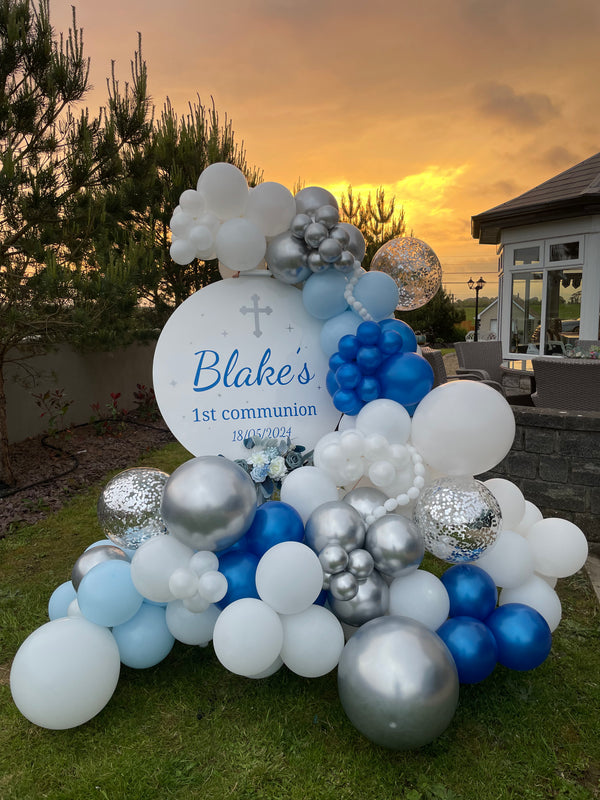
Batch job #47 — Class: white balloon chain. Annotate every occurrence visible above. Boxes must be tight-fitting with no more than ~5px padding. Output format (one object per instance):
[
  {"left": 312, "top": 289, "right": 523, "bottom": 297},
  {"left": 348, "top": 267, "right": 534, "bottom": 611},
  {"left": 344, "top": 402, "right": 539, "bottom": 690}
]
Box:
[
  {"left": 364, "top": 446, "right": 426, "bottom": 526},
  {"left": 343, "top": 268, "right": 374, "bottom": 322}
]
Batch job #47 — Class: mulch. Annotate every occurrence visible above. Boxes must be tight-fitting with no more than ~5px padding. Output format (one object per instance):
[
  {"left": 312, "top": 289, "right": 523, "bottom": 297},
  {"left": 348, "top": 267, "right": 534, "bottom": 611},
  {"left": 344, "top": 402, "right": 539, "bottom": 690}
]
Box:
[{"left": 0, "top": 416, "right": 175, "bottom": 537}]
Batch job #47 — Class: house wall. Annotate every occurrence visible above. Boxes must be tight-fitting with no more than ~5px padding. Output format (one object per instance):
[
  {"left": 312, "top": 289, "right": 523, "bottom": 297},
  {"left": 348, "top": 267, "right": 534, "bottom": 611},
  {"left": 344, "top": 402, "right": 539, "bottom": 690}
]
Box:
[{"left": 5, "top": 341, "right": 157, "bottom": 443}]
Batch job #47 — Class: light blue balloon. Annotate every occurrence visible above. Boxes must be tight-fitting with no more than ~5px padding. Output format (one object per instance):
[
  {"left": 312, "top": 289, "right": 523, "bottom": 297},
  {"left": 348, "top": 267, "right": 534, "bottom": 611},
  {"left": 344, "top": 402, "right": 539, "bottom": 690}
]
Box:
[
  {"left": 302, "top": 270, "right": 349, "bottom": 320},
  {"left": 353, "top": 271, "right": 399, "bottom": 321},
  {"left": 320, "top": 310, "right": 362, "bottom": 359},
  {"left": 78, "top": 560, "right": 143, "bottom": 628},
  {"left": 48, "top": 580, "right": 77, "bottom": 620},
  {"left": 112, "top": 602, "right": 175, "bottom": 669}
]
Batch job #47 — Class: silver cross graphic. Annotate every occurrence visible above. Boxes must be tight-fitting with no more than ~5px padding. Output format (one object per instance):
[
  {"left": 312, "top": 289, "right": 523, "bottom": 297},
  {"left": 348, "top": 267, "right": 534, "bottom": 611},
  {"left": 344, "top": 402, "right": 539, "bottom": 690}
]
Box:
[{"left": 240, "top": 294, "right": 272, "bottom": 338}]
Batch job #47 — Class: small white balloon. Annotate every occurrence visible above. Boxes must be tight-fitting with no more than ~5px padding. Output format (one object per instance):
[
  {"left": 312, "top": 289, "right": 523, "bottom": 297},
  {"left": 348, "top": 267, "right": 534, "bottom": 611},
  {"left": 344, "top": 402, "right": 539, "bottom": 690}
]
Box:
[
  {"left": 197, "top": 162, "right": 249, "bottom": 220},
  {"left": 212, "top": 598, "right": 283, "bottom": 677},
  {"left": 215, "top": 217, "right": 266, "bottom": 272},
  {"left": 182, "top": 593, "right": 211, "bottom": 613},
  {"left": 179, "top": 188, "right": 207, "bottom": 215},
  {"left": 170, "top": 211, "right": 194, "bottom": 238},
  {"left": 483, "top": 478, "right": 526, "bottom": 530},
  {"left": 168, "top": 567, "right": 199, "bottom": 600},
  {"left": 388, "top": 570, "right": 450, "bottom": 631},
  {"left": 67, "top": 598, "right": 83, "bottom": 618},
  {"left": 189, "top": 550, "right": 219, "bottom": 576},
  {"left": 473, "top": 529, "right": 535, "bottom": 588},
  {"left": 280, "top": 605, "right": 345, "bottom": 677},
  {"left": 256, "top": 541, "right": 323, "bottom": 615},
  {"left": 356, "top": 399, "right": 411, "bottom": 445},
  {"left": 499, "top": 575, "right": 562, "bottom": 632},
  {"left": 515, "top": 501, "right": 544, "bottom": 536},
  {"left": 280, "top": 466, "right": 339, "bottom": 524},
  {"left": 197, "top": 570, "right": 228, "bottom": 603},
  {"left": 165, "top": 601, "right": 220, "bottom": 645},
  {"left": 130, "top": 536, "right": 195, "bottom": 603},
  {"left": 170, "top": 238, "right": 197, "bottom": 266},
  {"left": 526, "top": 518, "right": 589, "bottom": 578}
]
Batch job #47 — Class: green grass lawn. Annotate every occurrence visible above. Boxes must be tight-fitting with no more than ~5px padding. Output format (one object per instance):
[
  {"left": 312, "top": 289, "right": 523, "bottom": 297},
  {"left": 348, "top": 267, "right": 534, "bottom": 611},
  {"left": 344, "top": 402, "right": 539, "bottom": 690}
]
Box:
[{"left": 1, "top": 441, "right": 599, "bottom": 800}]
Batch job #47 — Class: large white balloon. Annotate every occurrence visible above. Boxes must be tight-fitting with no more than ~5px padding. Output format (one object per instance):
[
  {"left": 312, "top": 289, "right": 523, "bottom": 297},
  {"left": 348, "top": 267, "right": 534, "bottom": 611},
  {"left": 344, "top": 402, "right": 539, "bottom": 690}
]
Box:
[
  {"left": 388, "top": 570, "right": 450, "bottom": 631},
  {"left": 130, "top": 535, "right": 194, "bottom": 603},
  {"left": 526, "top": 518, "right": 589, "bottom": 578},
  {"left": 10, "top": 617, "right": 120, "bottom": 729},
  {"left": 410, "top": 382, "right": 515, "bottom": 476},
  {"left": 473, "top": 529, "right": 534, "bottom": 588},
  {"left": 215, "top": 217, "right": 266, "bottom": 272},
  {"left": 356, "top": 399, "right": 411, "bottom": 445},
  {"left": 483, "top": 478, "right": 526, "bottom": 530},
  {"left": 280, "top": 466, "right": 339, "bottom": 524},
  {"left": 196, "top": 162, "right": 248, "bottom": 220},
  {"left": 165, "top": 601, "right": 220, "bottom": 645},
  {"left": 280, "top": 605, "right": 345, "bottom": 677},
  {"left": 499, "top": 575, "right": 562, "bottom": 632},
  {"left": 256, "top": 541, "right": 323, "bottom": 615},
  {"left": 244, "top": 182, "right": 297, "bottom": 237},
  {"left": 212, "top": 598, "right": 283, "bottom": 678},
  {"left": 515, "top": 501, "right": 544, "bottom": 536}
]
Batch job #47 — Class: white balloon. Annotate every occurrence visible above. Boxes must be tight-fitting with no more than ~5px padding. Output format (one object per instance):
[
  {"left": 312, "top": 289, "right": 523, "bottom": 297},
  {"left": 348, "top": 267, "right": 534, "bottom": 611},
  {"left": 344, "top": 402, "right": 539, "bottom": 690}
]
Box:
[
  {"left": 212, "top": 598, "right": 283, "bottom": 677},
  {"left": 10, "top": 617, "right": 120, "bottom": 729},
  {"left": 168, "top": 567, "right": 199, "bottom": 600},
  {"left": 356, "top": 399, "right": 411, "bottom": 445},
  {"left": 244, "top": 182, "right": 297, "bottom": 237},
  {"left": 388, "top": 570, "right": 450, "bottom": 631},
  {"left": 179, "top": 188, "right": 207, "bottom": 215},
  {"left": 515, "top": 501, "right": 544, "bottom": 536},
  {"left": 130, "top": 535, "right": 194, "bottom": 603},
  {"left": 247, "top": 656, "right": 283, "bottom": 679},
  {"left": 165, "top": 601, "right": 220, "bottom": 645},
  {"left": 256, "top": 541, "right": 323, "bottom": 615},
  {"left": 410, "top": 382, "right": 516, "bottom": 476},
  {"left": 189, "top": 550, "right": 219, "bottom": 576},
  {"left": 280, "top": 466, "right": 339, "bottom": 524},
  {"left": 526, "top": 518, "right": 589, "bottom": 578},
  {"left": 473, "top": 529, "right": 534, "bottom": 588},
  {"left": 197, "top": 570, "right": 228, "bottom": 603},
  {"left": 170, "top": 210, "right": 194, "bottom": 238},
  {"left": 197, "top": 162, "right": 248, "bottom": 220},
  {"left": 215, "top": 217, "right": 266, "bottom": 272},
  {"left": 483, "top": 478, "right": 526, "bottom": 530},
  {"left": 67, "top": 598, "right": 83, "bottom": 618},
  {"left": 280, "top": 605, "right": 345, "bottom": 677},
  {"left": 170, "top": 238, "right": 197, "bottom": 266},
  {"left": 499, "top": 575, "right": 562, "bottom": 632},
  {"left": 188, "top": 224, "right": 214, "bottom": 254}
]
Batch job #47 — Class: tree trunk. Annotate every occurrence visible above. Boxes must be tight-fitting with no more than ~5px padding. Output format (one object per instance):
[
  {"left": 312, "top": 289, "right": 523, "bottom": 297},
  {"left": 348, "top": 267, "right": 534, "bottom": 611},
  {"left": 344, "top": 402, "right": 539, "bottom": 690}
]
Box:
[{"left": 0, "top": 361, "right": 16, "bottom": 487}]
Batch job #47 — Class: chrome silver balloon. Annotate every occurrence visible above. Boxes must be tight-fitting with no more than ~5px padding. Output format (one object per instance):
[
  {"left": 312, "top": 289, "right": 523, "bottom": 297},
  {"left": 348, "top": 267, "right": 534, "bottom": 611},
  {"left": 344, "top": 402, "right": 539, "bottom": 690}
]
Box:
[
  {"left": 328, "top": 569, "right": 388, "bottom": 626},
  {"left": 295, "top": 186, "right": 338, "bottom": 216},
  {"left": 314, "top": 204, "right": 339, "bottom": 229},
  {"left": 329, "top": 571, "right": 358, "bottom": 601},
  {"left": 307, "top": 251, "right": 329, "bottom": 273},
  {"left": 329, "top": 225, "right": 350, "bottom": 249},
  {"left": 318, "top": 237, "right": 342, "bottom": 264},
  {"left": 161, "top": 456, "right": 257, "bottom": 552},
  {"left": 337, "top": 615, "right": 459, "bottom": 749},
  {"left": 303, "top": 221, "right": 328, "bottom": 248},
  {"left": 365, "top": 514, "right": 424, "bottom": 578},
  {"left": 336, "top": 222, "right": 366, "bottom": 263},
  {"left": 290, "top": 213, "right": 311, "bottom": 239},
  {"left": 305, "top": 501, "right": 366, "bottom": 554},
  {"left": 343, "top": 487, "right": 388, "bottom": 522},
  {"left": 97, "top": 467, "right": 169, "bottom": 550},
  {"left": 413, "top": 476, "right": 502, "bottom": 563},
  {"left": 318, "top": 543, "right": 349, "bottom": 574},
  {"left": 71, "top": 545, "right": 129, "bottom": 591},
  {"left": 347, "top": 548, "right": 374, "bottom": 580},
  {"left": 265, "top": 231, "right": 311, "bottom": 284}
]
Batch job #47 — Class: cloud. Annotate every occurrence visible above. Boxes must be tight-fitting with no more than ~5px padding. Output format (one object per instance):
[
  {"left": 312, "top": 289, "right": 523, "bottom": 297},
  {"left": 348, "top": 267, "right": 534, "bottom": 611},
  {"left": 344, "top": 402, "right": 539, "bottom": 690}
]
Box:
[{"left": 473, "top": 82, "right": 560, "bottom": 127}]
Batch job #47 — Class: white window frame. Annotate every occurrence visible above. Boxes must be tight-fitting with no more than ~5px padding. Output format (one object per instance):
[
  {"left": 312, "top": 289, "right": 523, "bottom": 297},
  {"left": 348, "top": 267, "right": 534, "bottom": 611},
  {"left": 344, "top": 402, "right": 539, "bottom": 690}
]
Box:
[{"left": 545, "top": 236, "right": 584, "bottom": 267}]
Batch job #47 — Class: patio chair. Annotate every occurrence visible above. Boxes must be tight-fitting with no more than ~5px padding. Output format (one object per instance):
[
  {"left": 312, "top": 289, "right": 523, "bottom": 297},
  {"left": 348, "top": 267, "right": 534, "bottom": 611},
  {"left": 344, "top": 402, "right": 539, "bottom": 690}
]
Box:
[
  {"left": 421, "top": 347, "right": 504, "bottom": 394},
  {"left": 454, "top": 340, "right": 505, "bottom": 385},
  {"left": 531, "top": 357, "right": 600, "bottom": 412}
]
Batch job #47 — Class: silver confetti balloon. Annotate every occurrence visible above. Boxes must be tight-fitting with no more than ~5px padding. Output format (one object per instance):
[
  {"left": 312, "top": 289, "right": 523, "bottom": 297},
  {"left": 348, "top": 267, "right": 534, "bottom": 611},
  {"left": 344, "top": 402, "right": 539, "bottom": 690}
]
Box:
[
  {"left": 71, "top": 545, "right": 129, "bottom": 591},
  {"left": 328, "top": 569, "right": 388, "bottom": 626},
  {"left": 343, "top": 487, "right": 388, "bottom": 522},
  {"left": 97, "top": 467, "right": 169, "bottom": 550},
  {"left": 371, "top": 236, "right": 442, "bottom": 311},
  {"left": 337, "top": 615, "right": 459, "bottom": 749},
  {"left": 329, "top": 571, "right": 359, "bottom": 601},
  {"left": 161, "top": 456, "right": 257, "bottom": 552},
  {"left": 294, "top": 186, "right": 338, "bottom": 216},
  {"left": 266, "top": 231, "right": 311, "bottom": 284},
  {"left": 305, "top": 501, "right": 366, "bottom": 554},
  {"left": 413, "top": 476, "right": 502, "bottom": 563},
  {"left": 365, "top": 514, "right": 424, "bottom": 578}
]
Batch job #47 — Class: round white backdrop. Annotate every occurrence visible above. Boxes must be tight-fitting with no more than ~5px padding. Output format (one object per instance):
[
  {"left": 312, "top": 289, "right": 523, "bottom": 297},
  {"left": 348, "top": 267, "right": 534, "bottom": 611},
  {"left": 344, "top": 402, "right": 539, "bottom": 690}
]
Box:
[{"left": 153, "top": 276, "right": 341, "bottom": 458}]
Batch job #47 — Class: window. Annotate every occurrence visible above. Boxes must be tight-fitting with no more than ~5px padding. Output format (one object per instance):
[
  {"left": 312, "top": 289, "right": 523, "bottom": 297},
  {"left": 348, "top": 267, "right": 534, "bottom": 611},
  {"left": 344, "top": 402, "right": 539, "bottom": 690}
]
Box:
[
  {"left": 509, "top": 272, "right": 542, "bottom": 355},
  {"left": 549, "top": 241, "right": 579, "bottom": 262},
  {"left": 541, "top": 269, "right": 581, "bottom": 355},
  {"left": 513, "top": 246, "right": 540, "bottom": 266}
]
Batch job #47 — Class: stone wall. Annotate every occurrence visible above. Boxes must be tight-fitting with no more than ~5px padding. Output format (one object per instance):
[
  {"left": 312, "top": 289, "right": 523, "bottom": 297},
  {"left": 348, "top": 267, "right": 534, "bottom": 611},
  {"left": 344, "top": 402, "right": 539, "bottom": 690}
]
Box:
[{"left": 480, "top": 406, "right": 600, "bottom": 543}]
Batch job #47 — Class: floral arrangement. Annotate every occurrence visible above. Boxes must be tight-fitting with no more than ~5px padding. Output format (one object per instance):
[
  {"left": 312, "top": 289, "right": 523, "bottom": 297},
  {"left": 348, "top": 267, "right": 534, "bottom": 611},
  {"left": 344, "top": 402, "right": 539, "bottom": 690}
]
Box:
[
  {"left": 235, "top": 436, "right": 313, "bottom": 500},
  {"left": 565, "top": 343, "right": 600, "bottom": 359}
]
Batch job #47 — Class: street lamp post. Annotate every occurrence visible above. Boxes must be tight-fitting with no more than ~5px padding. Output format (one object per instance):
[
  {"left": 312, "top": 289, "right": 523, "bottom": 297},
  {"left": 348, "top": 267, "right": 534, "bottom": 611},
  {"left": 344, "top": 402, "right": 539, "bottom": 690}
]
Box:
[{"left": 468, "top": 276, "right": 486, "bottom": 341}]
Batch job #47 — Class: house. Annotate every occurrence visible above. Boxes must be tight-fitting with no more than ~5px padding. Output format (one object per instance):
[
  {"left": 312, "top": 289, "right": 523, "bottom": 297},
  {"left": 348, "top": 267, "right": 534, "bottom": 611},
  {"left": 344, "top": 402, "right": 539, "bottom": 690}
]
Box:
[
  {"left": 471, "top": 152, "right": 600, "bottom": 359},
  {"left": 475, "top": 298, "right": 535, "bottom": 343}
]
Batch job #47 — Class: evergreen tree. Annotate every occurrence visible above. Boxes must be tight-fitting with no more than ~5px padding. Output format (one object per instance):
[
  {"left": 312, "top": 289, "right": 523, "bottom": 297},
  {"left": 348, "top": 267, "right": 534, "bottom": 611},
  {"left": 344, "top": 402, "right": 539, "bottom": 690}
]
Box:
[
  {"left": 340, "top": 185, "right": 407, "bottom": 266},
  {"left": 397, "top": 287, "right": 466, "bottom": 345},
  {"left": 0, "top": 0, "right": 152, "bottom": 485}
]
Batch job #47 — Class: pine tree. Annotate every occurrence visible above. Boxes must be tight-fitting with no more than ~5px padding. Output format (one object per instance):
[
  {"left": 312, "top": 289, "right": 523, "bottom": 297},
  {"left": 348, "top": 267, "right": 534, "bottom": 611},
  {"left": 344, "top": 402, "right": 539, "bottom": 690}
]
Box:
[{"left": 340, "top": 185, "right": 407, "bottom": 266}]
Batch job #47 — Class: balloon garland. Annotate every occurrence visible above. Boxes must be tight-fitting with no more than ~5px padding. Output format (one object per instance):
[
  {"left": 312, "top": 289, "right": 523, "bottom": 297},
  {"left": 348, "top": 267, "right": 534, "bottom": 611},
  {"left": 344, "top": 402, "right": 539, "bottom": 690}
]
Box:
[{"left": 9, "top": 164, "right": 590, "bottom": 751}]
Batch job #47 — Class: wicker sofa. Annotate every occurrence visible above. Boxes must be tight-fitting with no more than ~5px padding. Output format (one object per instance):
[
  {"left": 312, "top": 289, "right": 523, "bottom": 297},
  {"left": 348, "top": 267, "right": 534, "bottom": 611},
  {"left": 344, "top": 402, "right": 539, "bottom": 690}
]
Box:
[{"left": 531, "top": 357, "right": 600, "bottom": 412}]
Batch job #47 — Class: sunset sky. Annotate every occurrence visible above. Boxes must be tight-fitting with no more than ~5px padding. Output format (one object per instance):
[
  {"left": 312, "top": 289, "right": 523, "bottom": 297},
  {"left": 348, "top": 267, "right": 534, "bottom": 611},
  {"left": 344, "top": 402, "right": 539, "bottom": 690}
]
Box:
[{"left": 51, "top": 0, "right": 600, "bottom": 298}]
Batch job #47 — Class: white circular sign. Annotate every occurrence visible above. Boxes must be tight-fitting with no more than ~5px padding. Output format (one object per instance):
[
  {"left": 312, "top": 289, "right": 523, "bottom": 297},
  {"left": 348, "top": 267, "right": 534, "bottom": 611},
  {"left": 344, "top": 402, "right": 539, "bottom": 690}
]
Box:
[{"left": 153, "top": 276, "right": 341, "bottom": 459}]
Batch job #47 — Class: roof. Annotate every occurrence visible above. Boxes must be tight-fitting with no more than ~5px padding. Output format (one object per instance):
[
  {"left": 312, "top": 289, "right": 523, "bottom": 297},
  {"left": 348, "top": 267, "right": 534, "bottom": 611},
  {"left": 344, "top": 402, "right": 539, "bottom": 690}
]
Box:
[{"left": 472, "top": 152, "right": 600, "bottom": 244}]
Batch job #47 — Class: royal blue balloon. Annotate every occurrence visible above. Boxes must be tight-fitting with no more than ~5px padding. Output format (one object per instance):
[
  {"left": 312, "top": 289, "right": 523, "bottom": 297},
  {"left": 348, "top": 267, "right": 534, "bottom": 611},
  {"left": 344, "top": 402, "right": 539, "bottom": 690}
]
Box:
[
  {"left": 77, "top": 559, "right": 143, "bottom": 628},
  {"left": 112, "top": 602, "right": 175, "bottom": 669},
  {"left": 337, "top": 334, "right": 360, "bottom": 362},
  {"left": 314, "top": 589, "right": 328, "bottom": 606},
  {"left": 357, "top": 376, "right": 380, "bottom": 402},
  {"left": 302, "top": 269, "right": 349, "bottom": 320},
  {"left": 441, "top": 564, "right": 498, "bottom": 620},
  {"left": 48, "top": 580, "right": 77, "bottom": 620},
  {"left": 329, "top": 352, "right": 346, "bottom": 372},
  {"left": 244, "top": 501, "right": 305, "bottom": 558},
  {"left": 336, "top": 362, "right": 362, "bottom": 389},
  {"left": 356, "top": 345, "right": 383, "bottom": 375},
  {"left": 326, "top": 369, "right": 339, "bottom": 396},
  {"left": 217, "top": 550, "right": 260, "bottom": 608},
  {"left": 333, "top": 388, "right": 362, "bottom": 415},
  {"left": 379, "top": 318, "right": 418, "bottom": 352},
  {"left": 379, "top": 329, "right": 403, "bottom": 355},
  {"left": 437, "top": 616, "right": 498, "bottom": 684},
  {"left": 355, "top": 321, "right": 381, "bottom": 346},
  {"left": 378, "top": 351, "right": 434, "bottom": 415},
  {"left": 485, "top": 603, "right": 552, "bottom": 671}
]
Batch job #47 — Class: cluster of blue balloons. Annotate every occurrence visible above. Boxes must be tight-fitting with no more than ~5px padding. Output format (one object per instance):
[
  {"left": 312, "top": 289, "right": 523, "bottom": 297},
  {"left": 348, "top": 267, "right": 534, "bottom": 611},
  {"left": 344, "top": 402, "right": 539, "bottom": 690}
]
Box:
[
  {"left": 437, "top": 564, "right": 553, "bottom": 683},
  {"left": 326, "top": 319, "right": 434, "bottom": 416}
]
